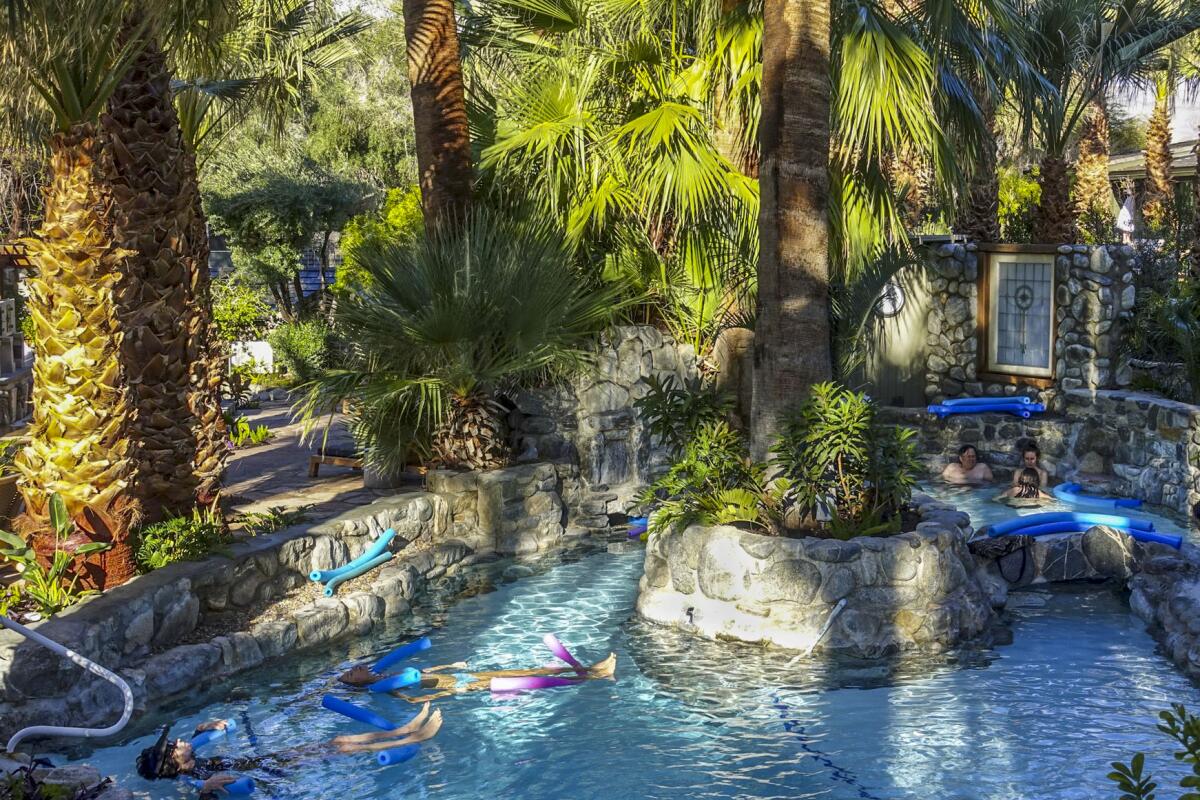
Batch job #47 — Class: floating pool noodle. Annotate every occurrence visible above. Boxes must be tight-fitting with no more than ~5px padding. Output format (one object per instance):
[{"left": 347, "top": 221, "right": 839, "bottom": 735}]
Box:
[
  {"left": 988, "top": 511, "right": 1153, "bottom": 536},
  {"left": 310, "top": 528, "right": 397, "bottom": 583},
  {"left": 185, "top": 776, "right": 256, "bottom": 795},
  {"left": 991, "top": 520, "right": 1182, "bottom": 549},
  {"left": 627, "top": 516, "right": 648, "bottom": 537},
  {"left": 1052, "top": 482, "right": 1142, "bottom": 510},
  {"left": 323, "top": 552, "right": 393, "bottom": 596},
  {"left": 320, "top": 694, "right": 398, "bottom": 731},
  {"left": 927, "top": 403, "right": 1044, "bottom": 419},
  {"left": 369, "top": 667, "right": 422, "bottom": 693},
  {"left": 490, "top": 675, "right": 583, "bottom": 692},
  {"left": 373, "top": 636, "right": 432, "bottom": 673},
  {"left": 542, "top": 633, "right": 585, "bottom": 674},
  {"left": 942, "top": 396, "right": 1034, "bottom": 406},
  {"left": 190, "top": 719, "right": 237, "bottom": 749},
  {"left": 376, "top": 744, "right": 420, "bottom": 766}
]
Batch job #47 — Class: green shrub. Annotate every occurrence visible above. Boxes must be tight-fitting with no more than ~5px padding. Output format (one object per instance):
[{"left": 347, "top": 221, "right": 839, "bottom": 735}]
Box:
[
  {"left": 1108, "top": 704, "right": 1200, "bottom": 800},
  {"left": 337, "top": 186, "right": 424, "bottom": 295},
  {"left": 998, "top": 165, "right": 1039, "bottom": 243},
  {"left": 269, "top": 319, "right": 334, "bottom": 382},
  {"left": 633, "top": 375, "right": 733, "bottom": 457},
  {"left": 212, "top": 279, "right": 272, "bottom": 343},
  {"left": 771, "top": 382, "right": 920, "bottom": 536},
  {"left": 135, "top": 504, "right": 228, "bottom": 572},
  {"left": 237, "top": 504, "right": 313, "bottom": 536}
]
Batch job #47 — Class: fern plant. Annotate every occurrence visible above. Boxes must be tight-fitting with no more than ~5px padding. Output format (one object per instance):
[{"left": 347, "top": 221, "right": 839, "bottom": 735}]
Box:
[{"left": 134, "top": 503, "right": 229, "bottom": 572}]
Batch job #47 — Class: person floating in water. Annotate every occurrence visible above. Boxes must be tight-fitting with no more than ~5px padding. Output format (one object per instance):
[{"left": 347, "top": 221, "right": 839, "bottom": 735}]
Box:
[
  {"left": 337, "top": 653, "right": 618, "bottom": 702},
  {"left": 134, "top": 702, "right": 442, "bottom": 794},
  {"left": 994, "top": 467, "right": 1053, "bottom": 506},
  {"left": 1012, "top": 443, "right": 1049, "bottom": 489},
  {"left": 941, "top": 444, "right": 994, "bottom": 485}
]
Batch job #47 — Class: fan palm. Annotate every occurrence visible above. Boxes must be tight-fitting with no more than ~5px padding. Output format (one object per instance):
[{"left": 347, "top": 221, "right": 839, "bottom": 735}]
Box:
[{"left": 296, "top": 210, "right": 634, "bottom": 472}]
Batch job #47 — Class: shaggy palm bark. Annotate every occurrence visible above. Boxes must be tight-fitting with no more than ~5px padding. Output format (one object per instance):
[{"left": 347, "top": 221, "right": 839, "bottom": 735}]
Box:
[
  {"left": 957, "top": 90, "right": 1000, "bottom": 243},
  {"left": 1072, "top": 101, "right": 1113, "bottom": 240},
  {"left": 1193, "top": 135, "right": 1200, "bottom": 276},
  {"left": 402, "top": 0, "right": 473, "bottom": 228},
  {"left": 751, "top": 0, "right": 834, "bottom": 460},
  {"left": 1033, "top": 154, "right": 1076, "bottom": 244},
  {"left": 102, "top": 39, "right": 201, "bottom": 520},
  {"left": 16, "top": 127, "right": 139, "bottom": 585},
  {"left": 433, "top": 394, "right": 507, "bottom": 470},
  {"left": 1142, "top": 91, "right": 1173, "bottom": 233}
]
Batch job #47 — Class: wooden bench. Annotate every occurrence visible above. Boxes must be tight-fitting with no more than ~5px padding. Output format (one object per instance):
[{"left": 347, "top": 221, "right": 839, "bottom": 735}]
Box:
[{"left": 308, "top": 447, "right": 363, "bottom": 478}]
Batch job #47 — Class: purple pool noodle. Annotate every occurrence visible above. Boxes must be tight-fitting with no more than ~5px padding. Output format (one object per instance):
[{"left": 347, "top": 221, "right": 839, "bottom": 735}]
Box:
[
  {"left": 369, "top": 667, "right": 422, "bottom": 693},
  {"left": 377, "top": 744, "right": 421, "bottom": 766},
  {"left": 490, "top": 675, "right": 584, "bottom": 692},
  {"left": 542, "top": 633, "right": 585, "bottom": 673}
]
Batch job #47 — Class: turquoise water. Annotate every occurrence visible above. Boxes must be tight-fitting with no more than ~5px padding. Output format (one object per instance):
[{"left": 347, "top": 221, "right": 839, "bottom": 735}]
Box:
[
  {"left": 52, "top": 544, "right": 1200, "bottom": 799},
  {"left": 921, "top": 481, "right": 1196, "bottom": 543}
]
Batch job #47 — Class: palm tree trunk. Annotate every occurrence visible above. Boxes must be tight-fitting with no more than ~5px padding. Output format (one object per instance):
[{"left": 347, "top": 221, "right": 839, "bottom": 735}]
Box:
[
  {"left": 1072, "top": 100, "right": 1113, "bottom": 241},
  {"left": 402, "top": 0, "right": 473, "bottom": 228},
  {"left": 1192, "top": 133, "right": 1200, "bottom": 276},
  {"left": 16, "top": 126, "right": 139, "bottom": 585},
  {"left": 751, "top": 0, "right": 833, "bottom": 460},
  {"left": 102, "top": 38, "right": 200, "bottom": 521},
  {"left": 1143, "top": 86, "right": 1173, "bottom": 233},
  {"left": 1033, "top": 154, "right": 1076, "bottom": 243},
  {"left": 956, "top": 87, "right": 1000, "bottom": 242}
]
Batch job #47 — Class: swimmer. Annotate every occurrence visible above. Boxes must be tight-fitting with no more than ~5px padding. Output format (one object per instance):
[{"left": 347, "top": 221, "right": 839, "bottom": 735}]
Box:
[
  {"left": 941, "top": 444, "right": 994, "bottom": 485},
  {"left": 1012, "top": 443, "right": 1049, "bottom": 489},
  {"left": 338, "top": 653, "right": 618, "bottom": 702},
  {"left": 135, "top": 702, "right": 442, "bottom": 794},
  {"left": 994, "top": 467, "right": 1052, "bottom": 506}
]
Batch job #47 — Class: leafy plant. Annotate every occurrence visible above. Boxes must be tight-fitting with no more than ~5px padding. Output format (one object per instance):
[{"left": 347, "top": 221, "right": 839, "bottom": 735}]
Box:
[
  {"left": 1108, "top": 704, "right": 1200, "bottom": 800},
  {"left": 268, "top": 319, "right": 335, "bottom": 383},
  {"left": 212, "top": 279, "right": 272, "bottom": 343},
  {"left": 237, "top": 505, "right": 314, "bottom": 536},
  {"left": 633, "top": 375, "right": 733, "bottom": 457},
  {"left": 0, "top": 438, "right": 21, "bottom": 477},
  {"left": 227, "top": 415, "right": 274, "bottom": 448},
  {"left": 134, "top": 503, "right": 228, "bottom": 572},
  {"left": 337, "top": 185, "right": 424, "bottom": 295},
  {"left": 1124, "top": 282, "right": 1200, "bottom": 404},
  {"left": 771, "top": 382, "right": 919, "bottom": 535}
]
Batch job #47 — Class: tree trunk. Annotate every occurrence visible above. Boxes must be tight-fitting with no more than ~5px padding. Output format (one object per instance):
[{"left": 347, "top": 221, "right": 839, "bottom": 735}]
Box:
[
  {"left": 956, "top": 87, "right": 1000, "bottom": 242},
  {"left": 15, "top": 126, "right": 139, "bottom": 585},
  {"left": 402, "top": 0, "right": 473, "bottom": 229},
  {"left": 1072, "top": 100, "right": 1113, "bottom": 242},
  {"left": 1192, "top": 132, "right": 1200, "bottom": 276},
  {"left": 751, "top": 0, "right": 834, "bottom": 461},
  {"left": 1142, "top": 88, "right": 1173, "bottom": 233},
  {"left": 1033, "top": 154, "right": 1076, "bottom": 244},
  {"left": 102, "top": 37, "right": 200, "bottom": 520}
]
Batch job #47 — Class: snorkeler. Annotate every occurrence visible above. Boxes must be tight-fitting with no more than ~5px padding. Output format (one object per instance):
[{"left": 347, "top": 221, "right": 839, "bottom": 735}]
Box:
[
  {"left": 337, "top": 653, "right": 618, "bottom": 702},
  {"left": 994, "top": 467, "right": 1053, "bottom": 505},
  {"left": 134, "top": 702, "right": 442, "bottom": 794}
]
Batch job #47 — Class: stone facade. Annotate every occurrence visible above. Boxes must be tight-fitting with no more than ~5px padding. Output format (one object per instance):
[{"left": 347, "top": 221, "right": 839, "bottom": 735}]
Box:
[
  {"left": 883, "top": 387, "right": 1200, "bottom": 518},
  {"left": 925, "top": 243, "right": 1136, "bottom": 409},
  {"left": 636, "top": 497, "right": 996, "bottom": 657}
]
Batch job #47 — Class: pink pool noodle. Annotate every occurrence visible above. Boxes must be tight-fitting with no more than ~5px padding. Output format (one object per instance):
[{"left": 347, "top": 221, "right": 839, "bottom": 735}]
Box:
[
  {"left": 490, "top": 675, "right": 584, "bottom": 692},
  {"left": 542, "top": 633, "right": 585, "bottom": 674}
]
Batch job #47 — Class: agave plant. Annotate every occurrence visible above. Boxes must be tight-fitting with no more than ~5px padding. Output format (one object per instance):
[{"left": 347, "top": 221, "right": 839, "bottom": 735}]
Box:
[{"left": 297, "top": 209, "right": 634, "bottom": 472}]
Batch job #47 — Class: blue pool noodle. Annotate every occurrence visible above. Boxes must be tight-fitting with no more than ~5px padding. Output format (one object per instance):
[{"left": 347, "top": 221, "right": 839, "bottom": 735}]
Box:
[
  {"left": 185, "top": 776, "right": 256, "bottom": 795},
  {"left": 927, "top": 403, "right": 1044, "bottom": 419},
  {"left": 942, "top": 396, "right": 1034, "bottom": 406},
  {"left": 321, "top": 694, "right": 398, "bottom": 731},
  {"left": 190, "top": 719, "right": 237, "bottom": 749},
  {"left": 1052, "top": 482, "right": 1142, "bottom": 510},
  {"left": 374, "top": 636, "right": 432, "bottom": 673},
  {"left": 377, "top": 744, "right": 421, "bottom": 766},
  {"left": 310, "top": 528, "right": 397, "bottom": 583},
  {"left": 988, "top": 511, "right": 1154, "bottom": 536},
  {"left": 1011, "top": 520, "right": 1182, "bottom": 549},
  {"left": 323, "top": 552, "right": 393, "bottom": 596},
  {"left": 369, "top": 667, "right": 422, "bottom": 693}
]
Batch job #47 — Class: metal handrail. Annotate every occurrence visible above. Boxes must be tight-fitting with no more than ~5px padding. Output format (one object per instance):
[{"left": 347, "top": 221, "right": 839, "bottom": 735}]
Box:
[{"left": 1, "top": 613, "right": 133, "bottom": 753}]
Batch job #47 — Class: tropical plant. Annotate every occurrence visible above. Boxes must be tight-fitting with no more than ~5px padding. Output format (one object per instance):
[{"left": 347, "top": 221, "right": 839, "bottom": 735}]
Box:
[
  {"left": 226, "top": 414, "right": 274, "bottom": 448},
  {"left": 297, "top": 209, "right": 633, "bottom": 473},
  {"left": 1128, "top": 287, "right": 1200, "bottom": 403},
  {"left": 268, "top": 319, "right": 334, "bottom": 382},
  {"left": 212, "top": 278, "right": 272, "bottom": 343},
  {"left": 998, "top": 165, "right": 1041, "bottom": 243},
  {"left": 633, "top": 376, "right": 733, "bottom": 457},
  {"left": 771, "top": 382, "right": 920, "bottom": 534},
  {"left": 133, "top": 501, "right": 227, "bottom": 572},
  {"left": 236, "top": 504, "right": 312, "bottom": 536},
  {"left": 1143, "top": 72, "right": 1175, "bottom": 233},
  {"left": 337, "top": 185, "right": 424, "bottom": 295},
  {"left": 1107, "top": 704, "right": 1200, "bottom": 800},
  {"left": 1073, "top": 100, "right": 1117, "bottom": 244},
  {"left": 0, "top": 497, "right": 110, "bottom": 616}
]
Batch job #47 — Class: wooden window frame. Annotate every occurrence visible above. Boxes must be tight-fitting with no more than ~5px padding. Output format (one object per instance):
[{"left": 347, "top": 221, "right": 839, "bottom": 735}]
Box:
[{"left": 975, "top": 248, "right": 1057, "bottom": 390}]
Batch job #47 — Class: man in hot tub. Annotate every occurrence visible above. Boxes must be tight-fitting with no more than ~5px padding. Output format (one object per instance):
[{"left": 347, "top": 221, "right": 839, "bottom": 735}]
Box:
[{"left": 941, "top": 444, "right": 994, "bottom": 484}]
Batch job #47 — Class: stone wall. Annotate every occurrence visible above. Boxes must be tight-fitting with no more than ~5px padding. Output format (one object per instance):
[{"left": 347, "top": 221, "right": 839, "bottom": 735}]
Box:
[
  {"left": 509, "top": 325, "right": 699, "bottom": 519},
  {"left": 882, "top": 387, "right": 1200, "bottom": 517},
  {"left": 636, "top": 498, "right": 995, "bottom": 657},
  {"left": 925, "top": 243, "right": 1136, "bottom": 409}
]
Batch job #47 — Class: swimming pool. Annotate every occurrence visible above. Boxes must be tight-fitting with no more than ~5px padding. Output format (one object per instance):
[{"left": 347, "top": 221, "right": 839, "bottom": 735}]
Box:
[
  {"left": 54, "top": 543, "right": 1200, "bottom": 800},
  {"left": 920, "top": 481, "right": 1197, "bottom": 544}
]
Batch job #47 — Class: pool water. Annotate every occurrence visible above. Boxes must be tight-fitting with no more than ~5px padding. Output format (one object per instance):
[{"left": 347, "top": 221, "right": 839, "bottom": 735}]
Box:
[
  {"left": 55, "top": 545, "right": 1200, "bottom": 800},
  {"left": 920, "top": 481, "right": 1197, "bottom": 544}
]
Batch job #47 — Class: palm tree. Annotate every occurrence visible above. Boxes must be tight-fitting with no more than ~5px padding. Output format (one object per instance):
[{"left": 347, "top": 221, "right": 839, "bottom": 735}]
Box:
[
  {"left": 0, "top": 0, "right": 146, "bottom": 583},
  {"left": 402, "top": 0, "right": 472, "bottom": 227},
  {"left": 1142, "top": 70, "right": 1175, "bottom": 232},
  {"left": 297, "top": 210, "right": 633, "bottom": 472},
  {"left": 1073, "top": 99, "right": 1114, "bottom": 241},
  {"left": 751, "top": 0, "right": 833, "bottom": 459}
]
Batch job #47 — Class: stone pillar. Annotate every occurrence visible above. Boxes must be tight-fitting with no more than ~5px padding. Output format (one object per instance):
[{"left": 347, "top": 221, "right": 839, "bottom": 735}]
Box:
[
  {"left": 1053, "top": 244, "right": 1136, "bottom": 392},
  {"left": 924, "top": 242, "right": 980, "bottom": 402}
]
